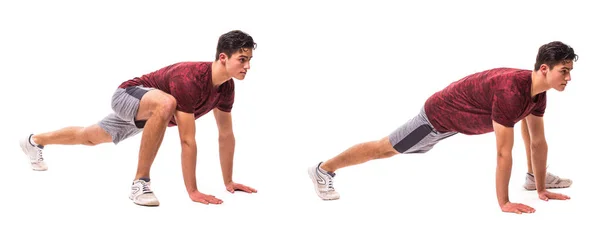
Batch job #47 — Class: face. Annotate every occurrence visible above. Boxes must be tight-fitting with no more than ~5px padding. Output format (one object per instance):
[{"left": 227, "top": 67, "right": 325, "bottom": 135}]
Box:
[
  {"left": 219, "top": 48, "right": 253, "bottom": 80},
  {"left": 542, "top": 60, "right": 574, "bottom": 91}
]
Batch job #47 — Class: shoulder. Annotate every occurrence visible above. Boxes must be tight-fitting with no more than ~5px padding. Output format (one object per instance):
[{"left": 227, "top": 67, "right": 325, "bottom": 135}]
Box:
[
  {"left": 492, "top": 68, "right": 531, "bottom": 90},
  {"left": 169, "top": 61, "right": 212, "bottom": 74},
  {"left": 219, "top": 78, "right": 235, "bottom": 93}
]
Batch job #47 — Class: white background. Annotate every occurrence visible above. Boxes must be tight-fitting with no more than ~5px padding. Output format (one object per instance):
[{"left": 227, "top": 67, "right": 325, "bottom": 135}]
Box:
[{"left": 1, "top": 0, "right": 598, "bottom": 237}]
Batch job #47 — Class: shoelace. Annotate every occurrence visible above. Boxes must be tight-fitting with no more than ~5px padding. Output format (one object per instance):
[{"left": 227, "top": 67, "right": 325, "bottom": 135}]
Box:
[
  {"left": 142, "top": 182, "right": 152, "bottom": 193},
  {"left": 326, "top": 177, "right": 335, "bottom": 191},
  {"left": 36, "top": 149, "right": 44, "bottom": 162}
]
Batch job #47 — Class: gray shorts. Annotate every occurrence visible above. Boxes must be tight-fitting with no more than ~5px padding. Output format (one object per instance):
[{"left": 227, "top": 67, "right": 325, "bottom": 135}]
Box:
[
  {"left": 98, "top": 86, "right": 155, "bottom": 144},
  {"left": 388, "top": 107, "right": 457, "bottom": 154}
]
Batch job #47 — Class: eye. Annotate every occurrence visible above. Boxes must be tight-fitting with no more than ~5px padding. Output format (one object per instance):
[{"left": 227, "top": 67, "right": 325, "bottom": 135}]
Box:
[{"left": 239, "top": 58, "right": 246, "bottom": 63}]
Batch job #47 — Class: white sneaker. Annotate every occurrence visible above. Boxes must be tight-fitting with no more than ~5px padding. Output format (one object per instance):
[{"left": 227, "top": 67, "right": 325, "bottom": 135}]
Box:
[
  {"left": 19, "top": 134, "right": 48, "bottom": 171},
  {"left": 129, "top": 178, "right": 160, "bottom": 206},
  {"left": 307, "top": 162, "right": 340, "bottom": 200},
  {"left": 523, "top": 172, "right": 573, "bottom": 190}
]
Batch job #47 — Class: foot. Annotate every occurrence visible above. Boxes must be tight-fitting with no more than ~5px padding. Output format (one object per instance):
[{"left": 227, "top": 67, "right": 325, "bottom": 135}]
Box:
[
  {"left": 523, "top": 172, "right": 573, "bottom": 190},
  {"left": 307, "top": 162, "right": 340, "bottom": 200},
  {"left": 19, "top": 134, "right": 48, "bottom": 171},
  {"left": 129, "top": 177, "right": 160, "bottom": 206}
]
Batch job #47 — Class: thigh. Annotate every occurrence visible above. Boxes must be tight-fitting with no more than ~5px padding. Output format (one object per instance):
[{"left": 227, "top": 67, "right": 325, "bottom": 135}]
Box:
[
  {"left": 98, "top": 113, "right": 143, "bottom": 145},
  {"left": 110, "top": 86, "right": 156, "bottom": 122},
  {"left": 410, "top": 131, "right": 457, "bottom": 153},
  {"left": 388, "top": 106, "right": 456, "bottom": 154},
  {"left": 388, "top": 113, "right": 435, "bottom": 154},
  {"left": 135, "top": 88, "right": 176, "bottom": 121},
  {"left": 83, "top": 124, "right": 114, "bottom": 145}
]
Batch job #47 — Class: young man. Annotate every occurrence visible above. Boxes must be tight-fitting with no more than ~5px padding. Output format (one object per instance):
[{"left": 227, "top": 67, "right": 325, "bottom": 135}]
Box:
[
  {"left": 308, "top": 41, "right": 577, "bottom": 214},
  {"left": 20, "top": 30, "right": 258, "bottom": 207}
]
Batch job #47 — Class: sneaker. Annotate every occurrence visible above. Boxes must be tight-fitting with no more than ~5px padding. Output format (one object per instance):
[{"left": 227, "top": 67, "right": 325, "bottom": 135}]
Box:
[
  {"left": 307, "top": 162, "right": 340, "bottom": 200},
  {"left": 523, "top": 172, "right": 573, "bottom": 190},
  {"left": 19, "top": 134, "right": 48, "bottom": 171},
  {"left": 129, "top": 177, "right": 160, "bottom": 206}
]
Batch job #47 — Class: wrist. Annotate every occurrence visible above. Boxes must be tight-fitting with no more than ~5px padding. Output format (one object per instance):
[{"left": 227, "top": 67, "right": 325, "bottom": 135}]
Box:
[
  {"left": 186, "top": 187, "right": 198, "bottom": 194},
  {"left": 498, "top": 198, "right": 510, "bottom": 207}
]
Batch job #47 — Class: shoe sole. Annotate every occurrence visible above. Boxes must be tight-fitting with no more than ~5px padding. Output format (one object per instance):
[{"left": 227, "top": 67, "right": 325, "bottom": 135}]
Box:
[
  {"left": 523, "top": 184, "right": 572, "bottom": 190},
  {"left": 134, "top": 202, "right": 160, "bottom": 207},
  {"left": 19, "top": 138, "right": 47, "bottom": 171},
  {"left": 129, "top": 196, "right": 160, "bottom": 207},
  {"left": 307, "top": 167, "right": 339, "bottom": 200}
]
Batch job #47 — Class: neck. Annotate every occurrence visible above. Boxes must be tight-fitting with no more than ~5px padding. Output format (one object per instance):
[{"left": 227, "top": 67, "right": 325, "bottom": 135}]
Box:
[
  {"left": 530, "top": 70, "right": 550, "bottom": 98},
  {"left": 211, "top": 61, "right": 231, "bottom": 87}
]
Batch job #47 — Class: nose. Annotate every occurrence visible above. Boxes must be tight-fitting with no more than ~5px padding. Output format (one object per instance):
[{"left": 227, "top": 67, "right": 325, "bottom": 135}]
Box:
[
  {"left": 244, "top": 62, "right": 251, "bottom": 70},
  {"left": 565, "top": 73, "right": 571, "bottom": 81}
]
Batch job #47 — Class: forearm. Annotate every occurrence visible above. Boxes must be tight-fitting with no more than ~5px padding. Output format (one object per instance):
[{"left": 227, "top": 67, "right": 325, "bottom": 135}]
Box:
[
  {"left": 218, "top": 133, "right": 235, "bottom": 185},
  {"left": 181, "top": 141, "right": 198, "bottom": 193},
  {"left": 530, "top": 142, "right": 548, "bottom": 192},
  {"left": 496, "top": 154, "right": 513, "bottom": 207}
]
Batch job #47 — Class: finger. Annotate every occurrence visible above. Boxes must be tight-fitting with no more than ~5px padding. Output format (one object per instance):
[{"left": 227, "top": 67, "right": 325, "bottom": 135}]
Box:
[
  {"left": 209, "top": 197, "right": 223, "bottom": 204},
  {"left": 518, "top": 205, "right": 535, "bottom": 213},
  {"left": 238, "top": 185, "right": 254, "bottom": 193},
  {"left": 195, "top": 198, "right": 209, "bottom": 205},
  {"left": 547, "top": 193, "right": 568, "bottom": 200},
  {"left": 513, "top": 209, "right": 522, "bottom": 214},
  {"left": 238, "top": 184, "right": 257, "bottom": 193},
  {"left": 557, "top": 194, "right": 570, "bottom": 200},
  {"left": 539, "top": 194, "right": 549, "bottom": 201}
]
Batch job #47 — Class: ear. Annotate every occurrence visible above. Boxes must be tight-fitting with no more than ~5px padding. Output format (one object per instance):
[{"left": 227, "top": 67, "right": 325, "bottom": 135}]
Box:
[
  {"left": 540, "top": 64, "right": 549, "bottom": 76},
  {"left": 219, "top": 53, "right": 228, "bottom": 63}
]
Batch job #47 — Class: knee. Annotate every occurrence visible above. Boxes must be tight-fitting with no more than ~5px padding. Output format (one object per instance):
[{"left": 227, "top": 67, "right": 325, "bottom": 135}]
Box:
[
  {"left": 80, "top": 127, "right": 112, "bottom": 146},
  {"left": 84, "top": 140, "right": 99, "bottom": 146},
  {"left": 153, "top": 94, "right": 177, "bottom": 120},
  {"left": 373, "top": 137, "right": 399, "bottom": 158}
]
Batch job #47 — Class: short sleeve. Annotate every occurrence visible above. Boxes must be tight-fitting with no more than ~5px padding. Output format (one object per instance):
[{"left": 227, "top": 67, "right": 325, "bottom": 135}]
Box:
[
  {"left": 169, "top": 76, "right": 199, "bottom": 114},
  {"left": 531, "top": 93, "right": 547, "bottom": 117},
  {"left": 492, "top": 89, "right": 525, "bottom": 128},
  {"left": 216, "top": 79, "right": 235, "bottom": 112}
]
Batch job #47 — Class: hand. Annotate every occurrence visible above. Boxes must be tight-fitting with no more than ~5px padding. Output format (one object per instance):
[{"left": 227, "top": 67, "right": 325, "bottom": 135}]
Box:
[
  {"left": 539, "top": 190, "right": 570, "bottom": 201},
  {"left": 225, "top": 182, "right": 257, "bottom": 193},
  {"left": 500, "top": 202, "right": 535, "bottom": 214},
  {"left": 189, "top": 190, "right": 223, "bottom": 205}
]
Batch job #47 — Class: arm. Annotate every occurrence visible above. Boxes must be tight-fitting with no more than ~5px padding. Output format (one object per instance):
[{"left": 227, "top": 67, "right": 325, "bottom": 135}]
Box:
[
  {"left": 492, "top": 120, "right": 514, "bottom": 208},
  {"left": 524, "top": 115, "right": 570, "bottom": 201},
  {"left": 213, "top": 108, "right": 235, "bottom": 185},
  {"left": 213, "top": 108, "right": 257, "bottom": 193},
  {"left": 174, "top": 110, "right": 199, "bottom": 193},
  {"left": 523, "top": 115, "right": 548, "bottom": 192}
]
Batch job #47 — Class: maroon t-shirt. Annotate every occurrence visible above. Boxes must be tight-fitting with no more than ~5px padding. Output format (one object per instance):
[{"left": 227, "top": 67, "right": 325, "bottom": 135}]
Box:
[
  {"left": 118, "top": 62, "right": 234, "bottom": 127},
  {"left": 424, "top": 68, "right": 546, "bottom": 135}
]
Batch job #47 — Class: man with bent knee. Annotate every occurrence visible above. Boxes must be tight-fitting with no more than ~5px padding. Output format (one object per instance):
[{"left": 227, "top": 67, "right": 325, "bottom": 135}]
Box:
[
  {"left": 308, "top": 41, "right": 576, "bottom": 214},
  {"left": 20, "top": 30, "right": 258, "bottom": 206}
]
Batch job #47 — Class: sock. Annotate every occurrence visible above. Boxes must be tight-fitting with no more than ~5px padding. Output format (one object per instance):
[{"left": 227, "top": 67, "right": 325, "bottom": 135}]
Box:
[
  {"left": 318, "top": 162, "right": 336, "bottom": 177},
  {"left": 29, "top": 134, "right": 43, "bottom": 148}
]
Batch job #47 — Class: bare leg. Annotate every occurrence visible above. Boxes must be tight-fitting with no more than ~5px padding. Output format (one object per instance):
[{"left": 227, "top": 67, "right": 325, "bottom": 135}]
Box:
[
  {"left": 320, "top": 136, "right": 399, "bottom": 173},
  {"left": 521, "top": 119, "right": 533, "bottom": 174},
  {"left": 131, "top": 90, "right": 177, "bottom": 180},
  {"left": 32, "top": 124, "right": 113, "bottom": 146}
]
